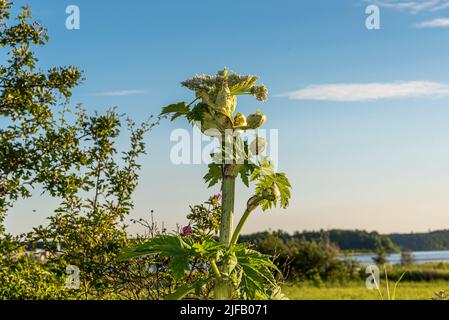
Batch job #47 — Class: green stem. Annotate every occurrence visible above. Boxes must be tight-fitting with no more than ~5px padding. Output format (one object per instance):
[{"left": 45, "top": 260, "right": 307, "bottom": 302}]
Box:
[
  {"left": 230, "top": 196, "right": 261, "bottom": 246},
  {"left": 210, "top": 260, "right": 221, "bottom": 279},
  {"left": 215, "top": 165, "right": 236, "bottom": 300},
  {"left": 214, "top": 280, "right": 230, "bottom": 300},
  {"left": 188, "top": 97, "right": 199, "bottom": 107},
  {"left": 219, "top": 174, "right": 235, "bottom": 244},
  {"left": 230, "top": 209, "right": 251, "bottom": 246}
]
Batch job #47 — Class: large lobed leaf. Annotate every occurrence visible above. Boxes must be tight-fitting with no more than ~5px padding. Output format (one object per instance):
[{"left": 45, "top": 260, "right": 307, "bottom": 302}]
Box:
[
  {"left": 161, "top": 102, "right": 190, "bottom": 121},
  {"left": 251, "top": 159, "right": 292, "bottom": 211}
]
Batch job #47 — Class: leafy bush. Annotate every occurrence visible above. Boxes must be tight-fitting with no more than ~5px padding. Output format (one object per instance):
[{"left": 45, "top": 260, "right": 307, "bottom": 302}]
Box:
[
  {"left": 0, "top": 1, "right": 155, "bottom": 300},
  {"left": 29, "top": 109, "right": 153, "bottom": 299},
  {"left": 0, "top": 256, "right": 71, "bottom": 300},
  {"left": 0, "top": 1, "right": 82, "bottom": 227},
  {"left": 251, "top": 232, "right": 360, "bottom": 283}
]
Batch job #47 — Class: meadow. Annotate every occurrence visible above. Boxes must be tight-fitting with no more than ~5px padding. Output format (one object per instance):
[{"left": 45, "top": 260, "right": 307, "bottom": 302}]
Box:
[
  {"left": 283, "top": 281, "right": 449, "bottom": 300},
  {"left": 283, "top": 262, "right": 449, "bottom": 300}
]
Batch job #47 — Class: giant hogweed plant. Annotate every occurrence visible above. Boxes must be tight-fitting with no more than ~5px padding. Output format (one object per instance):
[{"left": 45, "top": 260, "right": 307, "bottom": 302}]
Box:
[{"left": 121, "top": 69, "right": 292, "bottom": 300}]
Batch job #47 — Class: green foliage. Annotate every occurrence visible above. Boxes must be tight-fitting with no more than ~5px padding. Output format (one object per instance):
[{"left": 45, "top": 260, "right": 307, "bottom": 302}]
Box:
[
  {"left": 0, "top": 1, "right": 82, "bottom": 230},
  {"left": 121, "top": 197, "right": 287, "bottom": 300},
  {"left": 233, "top": 244, "right": 282, "bottom": 299},
  {"left": 120, "top": 235, "right": 283, "bottom": 300},
  {"left": 283, "top": 280, "right": 449, "bottom": 300},
  {"left": 251, "top": 157, "right": 291, "bottom": 210},
  {"left": 383, "top": 262, "right": 449, "bottom": 282},
  {"left": 237, "top": 161, "right": 257, "bottom": 188},
  {"left": 161, "top": 102, "right": 190, "bottom": 121},
  {"left": 29, "top": 109, "right": 153, "bottom": 299},
  {"left": 0, "top": 1, "right": 157, "bottom": 300},
  {"left": 2, "top": 4, "right": 293, "bottom": 300},
  {"left": 203, "top": 163, "right": 222, "bottom": 188},
  {"left": 159, "top": 68, "right": 292, "bottom": 299},
  {"left": 390, "top": 229, "right": 449, "bottom": 251},
  {"left": 241, "top": 229, "right": 398, "bottom": 253},
  {"left": 373, "top": 246, "right": 388, "bottom": 265},
  {"left": 305, "top": 230, "right": 398, "bottom": 253},
  {"left": 161, "top": 68, "right": 292, "bottom": 214},
  {"left": 0, "top": 256, "right": 71, "bottom": 300},
  {"left": 248, "top": 232, "right": 361, "bottom": 283},
  {"left": 120, "top": 236, "right": 200, "bottom": 280},
  {"left": 186, "top": 196, "right": 221, "bottom": 240}
]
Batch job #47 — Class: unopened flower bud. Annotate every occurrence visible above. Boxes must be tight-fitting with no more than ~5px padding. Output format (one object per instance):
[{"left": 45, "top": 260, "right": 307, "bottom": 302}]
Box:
[
  {"left": 251, "top": 85, "right": 268, "bottom": 102},
  {"left": 246, "top": 112, "right": 267, "bottom": 129},
  {"left": 234, "top": 112, "right": 247, "bottom": 128},
  {"left": 262, "top": 186, "right": 280, "bottom": 202}
]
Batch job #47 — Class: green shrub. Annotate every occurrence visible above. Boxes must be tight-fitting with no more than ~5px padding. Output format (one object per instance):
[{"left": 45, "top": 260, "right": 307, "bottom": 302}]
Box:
[
  {"left": 0, "top": 257, "right": 71, "bottom": 300},
  {"left": 251, "top": 232, "right": 361, "bottom": 283}
]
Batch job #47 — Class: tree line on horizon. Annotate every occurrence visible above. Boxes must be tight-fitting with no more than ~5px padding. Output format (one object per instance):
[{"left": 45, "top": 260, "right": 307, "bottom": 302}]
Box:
[{"left": 240, "top": 229, "right": 449, "bottom": 252}]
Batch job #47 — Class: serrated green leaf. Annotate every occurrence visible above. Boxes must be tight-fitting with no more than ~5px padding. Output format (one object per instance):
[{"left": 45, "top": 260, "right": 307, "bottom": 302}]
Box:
[
  {"left": 238, "top": 162, "right": 256, "bottom": 188},
  {"left": 169, "top": 255, "right": 190, "bottom": 281},
  {"left": 118, "top": 236, "right": 192, "bottom": 260},
  {"left": 161, "top": 102, "right": 190, "bottom": 121},
  {"left": 203, "top": 163, "right": 222, "bottom": 187},
  {"left": 252, "top": 164, "right": 292, "bottom": 211},
  {"left": 165, "top": 285, "right": 195, "bottom": 300},
  {"left": 186, "top": 102, "right": 208, "bottom": 123}
]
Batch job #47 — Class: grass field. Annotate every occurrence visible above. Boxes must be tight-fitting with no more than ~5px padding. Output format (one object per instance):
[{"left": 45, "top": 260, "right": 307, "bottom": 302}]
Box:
[{"left": 283, "top": 281, "right": 449, "bottom": 300}]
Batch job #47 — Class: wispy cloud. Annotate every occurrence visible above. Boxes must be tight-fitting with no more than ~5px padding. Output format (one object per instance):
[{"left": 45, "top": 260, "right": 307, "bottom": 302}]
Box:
[
  {"left": 94, "top": 89, "right": 148, "bottom": 97},
  {"left": 279, "top": 81, "right": 449, "bottom": 102},
  {"left": 370, "top": 0, "right": 449, "bottom": 13},
  {"left": 432, "top": 1, "right": 449, "bottom": 10},
  {"left": 416, "top": 17, "right": 449, "bottom": 27}
]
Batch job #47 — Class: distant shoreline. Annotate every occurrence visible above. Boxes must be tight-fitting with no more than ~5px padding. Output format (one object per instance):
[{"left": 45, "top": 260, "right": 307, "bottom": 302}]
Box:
[{"left": 241, "top": 229, "right": 449, "bottom": 252}]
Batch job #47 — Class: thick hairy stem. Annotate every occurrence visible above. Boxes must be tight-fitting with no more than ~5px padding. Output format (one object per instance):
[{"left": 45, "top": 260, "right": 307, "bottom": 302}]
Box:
[
  {"left": 215, "top": 165, "right": 236, "bottom": 300},
  {"left": 214, "top": 280, "right": 231, "bottom": 300},
  {"left": 219, "top": 170, "right": 235, "bottom": 244}
]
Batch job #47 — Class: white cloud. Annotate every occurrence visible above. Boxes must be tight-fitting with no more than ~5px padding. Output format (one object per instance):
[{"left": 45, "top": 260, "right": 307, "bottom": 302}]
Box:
[
  {"left": 280, "top": 81, "right": 449, "bottom": 102},
  {"left": 416, "top": 17, "right": 449, "bottom": 27},
  {"left": 432, "top": 1, "right": 449, "bottom": 10},
  {"left": 94, "top": 89, "right": 148, "bottom": 97},
  {"left": 370, "top": 0, "right": 449, "bottom": 13}
]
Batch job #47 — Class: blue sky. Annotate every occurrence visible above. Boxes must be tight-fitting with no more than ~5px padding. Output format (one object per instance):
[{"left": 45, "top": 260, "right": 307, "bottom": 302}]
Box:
[{"left": 5, "top": 0, "right": 449, "bottom": 235}]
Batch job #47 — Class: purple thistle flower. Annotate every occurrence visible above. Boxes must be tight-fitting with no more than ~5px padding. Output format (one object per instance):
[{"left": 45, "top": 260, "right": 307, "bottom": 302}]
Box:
[{"left": 182, "top": 225, "right": 192, "bottom": 237}]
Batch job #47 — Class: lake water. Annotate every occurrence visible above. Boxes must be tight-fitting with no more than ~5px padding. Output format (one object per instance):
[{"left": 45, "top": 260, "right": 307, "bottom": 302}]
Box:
[{"left": 344, "top": 250, "right": 449, "bottom": 265}]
